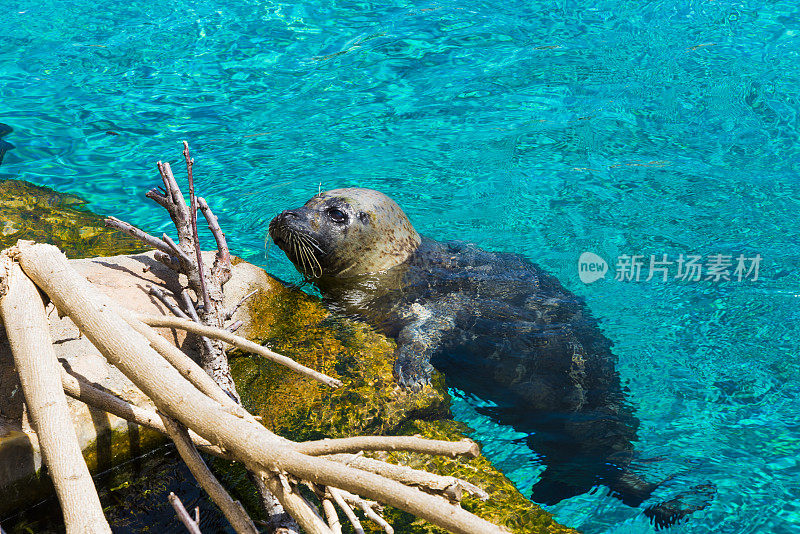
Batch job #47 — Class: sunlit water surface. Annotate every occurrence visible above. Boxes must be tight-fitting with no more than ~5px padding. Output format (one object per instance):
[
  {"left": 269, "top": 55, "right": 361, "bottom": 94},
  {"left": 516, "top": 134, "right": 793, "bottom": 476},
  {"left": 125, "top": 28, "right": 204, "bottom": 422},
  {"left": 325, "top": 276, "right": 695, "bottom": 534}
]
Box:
[{"left": 2, "top": 0, "right": 799, "bottom": 532}]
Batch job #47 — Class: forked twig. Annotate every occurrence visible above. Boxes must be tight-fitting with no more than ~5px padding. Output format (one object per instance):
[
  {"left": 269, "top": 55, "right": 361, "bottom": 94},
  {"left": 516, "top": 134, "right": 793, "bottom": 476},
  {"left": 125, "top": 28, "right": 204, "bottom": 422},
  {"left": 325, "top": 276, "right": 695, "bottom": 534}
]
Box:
[{"left": 169, "top": 493, "right": 202, "bottom": 534}]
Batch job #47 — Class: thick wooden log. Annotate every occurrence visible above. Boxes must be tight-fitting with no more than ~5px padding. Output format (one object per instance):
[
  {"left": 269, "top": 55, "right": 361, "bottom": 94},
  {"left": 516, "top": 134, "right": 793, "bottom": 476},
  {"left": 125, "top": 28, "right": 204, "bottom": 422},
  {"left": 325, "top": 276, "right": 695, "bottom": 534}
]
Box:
[{"left": 0, "top": 257, "right": 110, "bottom": 534}]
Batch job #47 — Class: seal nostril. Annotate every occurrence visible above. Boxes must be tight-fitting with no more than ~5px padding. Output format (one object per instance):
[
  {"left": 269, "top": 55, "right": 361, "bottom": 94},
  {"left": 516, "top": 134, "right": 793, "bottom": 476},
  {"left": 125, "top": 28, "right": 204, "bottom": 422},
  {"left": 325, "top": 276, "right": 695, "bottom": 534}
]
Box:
[{"left": 282, "top": 210, "right": 300, "bottom": 220}]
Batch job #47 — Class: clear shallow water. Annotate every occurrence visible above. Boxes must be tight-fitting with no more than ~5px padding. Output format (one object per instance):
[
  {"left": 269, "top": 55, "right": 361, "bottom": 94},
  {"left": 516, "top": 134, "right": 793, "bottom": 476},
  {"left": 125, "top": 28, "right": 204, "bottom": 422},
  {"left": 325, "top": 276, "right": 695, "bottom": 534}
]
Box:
[{"left": 2, "top": 0, "right": 799, "bottom": 532}]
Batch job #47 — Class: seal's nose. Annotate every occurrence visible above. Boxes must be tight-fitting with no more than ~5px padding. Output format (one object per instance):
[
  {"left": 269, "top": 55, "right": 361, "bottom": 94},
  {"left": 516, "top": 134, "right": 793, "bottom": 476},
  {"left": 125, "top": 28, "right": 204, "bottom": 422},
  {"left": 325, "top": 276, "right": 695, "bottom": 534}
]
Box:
[{"left": 281, "top": 210, "right": 300, "bottom": 220}]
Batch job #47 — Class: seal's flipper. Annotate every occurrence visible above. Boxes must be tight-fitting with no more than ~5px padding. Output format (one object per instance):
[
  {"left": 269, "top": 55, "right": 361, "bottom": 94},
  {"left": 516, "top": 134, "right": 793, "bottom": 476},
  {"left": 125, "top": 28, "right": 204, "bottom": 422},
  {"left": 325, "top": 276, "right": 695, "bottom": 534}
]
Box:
[
  {"left": 393, "top": 302, "right": 456, "bottom": 389},
  {"left": 644, "top": 483, "right": 717, "bottom": 530}
]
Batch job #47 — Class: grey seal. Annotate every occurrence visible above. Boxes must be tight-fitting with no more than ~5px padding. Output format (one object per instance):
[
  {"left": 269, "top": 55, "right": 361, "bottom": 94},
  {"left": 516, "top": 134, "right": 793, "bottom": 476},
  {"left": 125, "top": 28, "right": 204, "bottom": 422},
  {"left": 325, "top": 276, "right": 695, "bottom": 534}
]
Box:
[{"left": 269, "top": 187, "right": 712, "bottom": 528}]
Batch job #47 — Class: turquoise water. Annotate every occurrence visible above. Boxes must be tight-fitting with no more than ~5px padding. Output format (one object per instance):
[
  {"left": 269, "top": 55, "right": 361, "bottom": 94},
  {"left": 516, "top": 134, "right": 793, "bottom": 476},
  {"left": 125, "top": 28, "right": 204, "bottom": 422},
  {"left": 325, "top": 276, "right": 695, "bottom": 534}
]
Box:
[{"left": 2, "top": 0, "right": 800, "bottom": 531}]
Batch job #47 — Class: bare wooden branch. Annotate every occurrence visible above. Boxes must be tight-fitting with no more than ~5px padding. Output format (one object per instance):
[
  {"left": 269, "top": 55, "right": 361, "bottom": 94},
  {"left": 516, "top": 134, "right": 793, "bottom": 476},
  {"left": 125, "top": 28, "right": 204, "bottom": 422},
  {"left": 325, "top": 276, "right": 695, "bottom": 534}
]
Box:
[
  {"left": 149, "top": 286, "right": 190, "bottom": 319},
  {"left": 335, "top": 489, "right": 393, "bottom": 534},
  {"left": 157, "top": 161, "right": 189, "bottom": 222},
  {"left": 161, "top": 414, "right": 258, "bottom": 534},
  {"left": 297, "top": 436, "right": 480, "bottom": 458},
  {"left": 154, "top": 251, "right": 182, "bottom": 272},
  {"left": 197, "top": 196, "right": 232, "bottom": 275},
  {"left": 329, "top": 487, "right": 364, "bottom": 534},
  {"left": 0, "top": 256, "right": 110, "bottom": 534},
  {"left": 227, "top": 320, "right": 243, "bottom": 333},
  {"left": 178, "top": 290, "right": 225, "bottom": 389},
  {"left": 169, "top": 493, "right": 202, "bottom": 534},
  {"left": 359, "top": 500, "right": 393, "bottom": 534},
  {"left": 184, "top": 142, "right": 213, "bottom": 317},
  {"left": 181, "top": 290, "right": 202, "bottom": 322},
  {"left": 145, "top": 188, "right": 172, "bottom": 211},
  {"left": 248, "top": 474, "right": 302, "bottom": 534},
  {"left": 225, "top": 289, "right": 257, "bottom": 321},
  {"left": 163, "top": 233, "right": 194, "bottom": 266},
  {"left": 136, "top": 314, "right": 343, "bottom": 388},
  {"left": 105, "top": 216, "right": 175, "bottom": 257},
  {"left": 323, "top": 454, "right": 489, "bottom": 501},
  {"left": 259, "top": 474, "right": 333, "bottom": 534},
  {"left": 322, "top": 498, "right": 342, "bottom": 534}
]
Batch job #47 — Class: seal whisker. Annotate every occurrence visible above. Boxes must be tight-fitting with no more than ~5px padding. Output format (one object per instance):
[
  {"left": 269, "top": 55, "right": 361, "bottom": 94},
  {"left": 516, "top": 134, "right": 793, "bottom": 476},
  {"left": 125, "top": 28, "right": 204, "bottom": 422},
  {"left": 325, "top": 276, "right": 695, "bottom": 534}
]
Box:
[
  {"left": 298, "top": 240, "right": 323, "bottom": 278},
  {"left": 290, "top": 235, "right": 308, "bottom": 277},
  {"left": 295, "top": 234, "right": 324, "bottom": 278},
  {"left": 299, "top": 234, "right": 325, "bottom": 254},
  {"left": 295, "top": 236, "right": 318, "bottom": 279}
]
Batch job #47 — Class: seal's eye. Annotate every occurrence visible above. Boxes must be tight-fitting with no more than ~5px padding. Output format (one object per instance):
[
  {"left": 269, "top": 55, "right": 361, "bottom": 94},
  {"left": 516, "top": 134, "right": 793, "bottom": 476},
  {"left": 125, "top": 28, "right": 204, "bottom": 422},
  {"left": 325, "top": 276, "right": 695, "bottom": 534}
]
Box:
[{"left": 328, "top": 208, "right": 347, "bottom": 223}]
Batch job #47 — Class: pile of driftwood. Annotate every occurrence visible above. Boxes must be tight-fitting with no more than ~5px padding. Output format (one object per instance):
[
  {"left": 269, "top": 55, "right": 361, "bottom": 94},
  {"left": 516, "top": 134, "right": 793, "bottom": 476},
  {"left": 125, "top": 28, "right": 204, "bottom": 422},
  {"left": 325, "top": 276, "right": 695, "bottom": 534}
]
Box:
[{"left": 0, "top": 144, "right": 507, "bottom": 534}]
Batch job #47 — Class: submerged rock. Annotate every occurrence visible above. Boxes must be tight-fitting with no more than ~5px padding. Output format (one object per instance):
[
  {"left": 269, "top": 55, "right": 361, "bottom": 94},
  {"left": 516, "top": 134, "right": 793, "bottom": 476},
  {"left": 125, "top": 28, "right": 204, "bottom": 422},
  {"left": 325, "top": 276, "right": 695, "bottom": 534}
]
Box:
[{"left": 0, "top": 180, "right": 148, "bottom": 258}]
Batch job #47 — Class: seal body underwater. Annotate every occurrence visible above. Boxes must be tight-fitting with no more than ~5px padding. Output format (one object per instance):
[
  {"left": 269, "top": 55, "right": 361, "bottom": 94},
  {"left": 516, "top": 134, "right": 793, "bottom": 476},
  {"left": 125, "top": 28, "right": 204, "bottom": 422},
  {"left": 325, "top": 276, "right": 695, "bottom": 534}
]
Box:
[{"left": 269, "top": 188, "right": 712, "bottom": 527}]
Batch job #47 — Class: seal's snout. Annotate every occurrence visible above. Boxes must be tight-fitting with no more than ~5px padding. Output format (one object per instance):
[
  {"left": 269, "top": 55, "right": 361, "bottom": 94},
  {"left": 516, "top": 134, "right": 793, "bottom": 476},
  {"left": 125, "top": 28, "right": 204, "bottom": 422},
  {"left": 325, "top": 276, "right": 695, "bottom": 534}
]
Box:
[
  {"left": 279, "top": 209, "right": 300, "bottom": 221},
  {"left": 270, "top": 209, "right": 305, "bottom": 239},
  {"left": 268, "top": 207, "right": 327, "bottom": 278},
  {"left": 273, "top": 209, "right": 304, "bottom": 229}
]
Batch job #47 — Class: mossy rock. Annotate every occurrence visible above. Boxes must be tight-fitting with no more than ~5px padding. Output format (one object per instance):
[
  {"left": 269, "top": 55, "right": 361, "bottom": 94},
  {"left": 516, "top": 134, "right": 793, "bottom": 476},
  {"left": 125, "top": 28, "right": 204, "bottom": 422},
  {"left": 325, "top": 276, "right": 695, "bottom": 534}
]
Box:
[
  {"left": 0, "top": 178, "right": 576, "bottom": 532},
  {"left": 0, "top": 179, "right": 148, "bottom": 258},
  {"left": 231, "top": 281, "right": 578, "bottom": 534}
]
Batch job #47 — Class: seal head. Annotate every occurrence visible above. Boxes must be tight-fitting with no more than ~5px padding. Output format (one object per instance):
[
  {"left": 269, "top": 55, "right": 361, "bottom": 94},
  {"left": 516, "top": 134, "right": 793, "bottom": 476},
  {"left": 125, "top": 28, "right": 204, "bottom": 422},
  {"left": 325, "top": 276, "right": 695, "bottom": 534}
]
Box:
[{"left": 269, "top": 188, "right": 421, "bottom": 278}]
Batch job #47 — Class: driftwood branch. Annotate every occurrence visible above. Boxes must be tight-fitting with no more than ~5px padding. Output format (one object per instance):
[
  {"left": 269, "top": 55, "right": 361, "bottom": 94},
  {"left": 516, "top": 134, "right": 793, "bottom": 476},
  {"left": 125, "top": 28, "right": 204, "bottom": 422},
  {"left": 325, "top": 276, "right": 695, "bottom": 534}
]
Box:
[
  {"left": 169, "top": 493, "right": 202, "bottom": 534},
  {"left": 149, "top": 286, "right": 190, "bottom": 319},
  {"left": 0, "top": 256, "right": 110, "bottom": 534},
  {"left": 321, "top": 498, "right": 342, "bottom": 534},
  {"left": 329, "top": 487, "right": 364, "bottom": 534},
  {"left": 225, "top": 289, "right": 257, "bottom": 321},
  {"left": 297, "top": 436, "right": 479, "bottom": 458},
  {"left": 323, "top": 454, "right": 489, "bottom": 502},
  {"left": 106, "top": 216, "right": 176, "bottom": 258},
  {"left": 260, "top": 473, "right": 333, "bottom": 534},
  {"left": 335, "top": 488, "right": 393, "bottom": 534},
  {"left": 137, "top": 314, "right": 343, "bottom": 388},
  {"left": 183, "top": 142, "right": 212, "bottom": 317},
  {"left": 197, "top": 196, "right": 231, "bottom": 271},
  {"left": 160, "top": 413, "right": 258, "bottom": 534}
]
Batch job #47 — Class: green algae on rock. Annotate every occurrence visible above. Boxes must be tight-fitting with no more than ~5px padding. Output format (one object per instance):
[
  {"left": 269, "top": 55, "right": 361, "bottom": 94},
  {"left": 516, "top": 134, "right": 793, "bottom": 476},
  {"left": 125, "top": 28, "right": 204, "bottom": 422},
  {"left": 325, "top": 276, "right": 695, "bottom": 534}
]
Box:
[
  {"left": 230, "top": 279, "right": 578, "bottom": 534},
  {"left": 0, "top": 180, "right": 148, "bottom": 258}
]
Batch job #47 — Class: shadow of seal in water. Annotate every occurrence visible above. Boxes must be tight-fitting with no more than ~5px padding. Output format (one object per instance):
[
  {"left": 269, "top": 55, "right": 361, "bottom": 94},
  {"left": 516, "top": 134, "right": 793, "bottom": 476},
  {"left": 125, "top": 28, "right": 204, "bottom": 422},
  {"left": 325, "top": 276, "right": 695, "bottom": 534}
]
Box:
[
  {"left": 269, "top": 187, "right": 715, "bottom": 529},
  {"left": 0, "top": 123, "right": 14, "bottom": 167}
]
